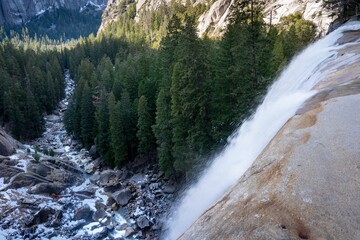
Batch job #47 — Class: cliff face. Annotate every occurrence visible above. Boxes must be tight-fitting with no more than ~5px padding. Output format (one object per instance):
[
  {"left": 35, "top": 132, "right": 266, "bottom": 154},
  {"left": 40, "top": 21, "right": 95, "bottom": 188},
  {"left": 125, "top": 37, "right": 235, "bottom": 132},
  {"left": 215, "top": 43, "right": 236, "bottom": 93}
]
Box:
[
  {"left": 99, "top": 0, "right": 336, "bottom": 37},
  {"left": 0, "top": 0, "right": 107, "bottom": 25},
  {"left": 179, "top": 29, "right": 360, "bottom": 240},
  {"left": 198, "top": 0, "right": 336, "bottom": 37}
]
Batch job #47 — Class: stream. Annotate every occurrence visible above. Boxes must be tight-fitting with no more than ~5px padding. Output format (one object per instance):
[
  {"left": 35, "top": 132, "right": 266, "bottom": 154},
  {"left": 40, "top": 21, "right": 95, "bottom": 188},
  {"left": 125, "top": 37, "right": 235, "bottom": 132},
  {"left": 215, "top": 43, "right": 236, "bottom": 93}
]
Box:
[{"left": 0, "top": 71, "right": 174, "bottom": 240}]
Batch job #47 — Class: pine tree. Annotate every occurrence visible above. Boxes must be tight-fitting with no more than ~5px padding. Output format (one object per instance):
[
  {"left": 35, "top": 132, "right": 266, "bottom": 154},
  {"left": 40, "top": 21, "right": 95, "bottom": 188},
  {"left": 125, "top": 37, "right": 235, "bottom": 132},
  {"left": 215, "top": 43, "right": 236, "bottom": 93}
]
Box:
[
  {"left": 270, "top": 37, "right": 287, "bottom": 77},
  {"left": 24, "top": 89, "right": 43, "bottom": 139},
  {"left": 96, "top": 90, "right": 112, "bottom": 163},
  {"left": 153, "top": 15, "right": 182, "bottom": 175},
  {"left": 171, "top": 15, "right": 211, "bottom": 173},
  {"left": 119, "top": 91, "right": 138, "bottom": 160},
  {"left": 80, "top": 83, "right": 95, "bottom": 149},
  {"left": 108, "top": 93, "right": 127, "bottom": 166},
  {"left": 45, "top": 70, "right": 56, "bottom": 113},
  {"left": 137, "top": 95, "right": 154, "bottom": 155}
]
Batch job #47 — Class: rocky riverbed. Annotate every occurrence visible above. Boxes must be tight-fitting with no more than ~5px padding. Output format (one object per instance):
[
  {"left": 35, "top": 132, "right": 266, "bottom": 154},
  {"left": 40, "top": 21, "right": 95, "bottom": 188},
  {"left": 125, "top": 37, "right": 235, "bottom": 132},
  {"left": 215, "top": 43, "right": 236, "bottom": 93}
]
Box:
[{"left": 0, "top": 71, "right": 175, "bottom": 240}]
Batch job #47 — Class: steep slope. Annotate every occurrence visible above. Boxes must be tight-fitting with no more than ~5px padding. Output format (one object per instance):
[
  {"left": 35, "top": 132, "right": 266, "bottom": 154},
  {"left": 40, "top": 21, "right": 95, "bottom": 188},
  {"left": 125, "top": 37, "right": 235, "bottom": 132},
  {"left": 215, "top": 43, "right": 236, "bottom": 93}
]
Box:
[
  {"left": 99, "top": 0, "right": 337, "bottom": 37},
  {"left": 179, "top": 26, "right": 360, "bottom": 240},
  {"left": 0, "top": 0, "right": 107, "bottom": 25},
  {"left": 198, "top": 0, "right": 336, "bottom": 37}
]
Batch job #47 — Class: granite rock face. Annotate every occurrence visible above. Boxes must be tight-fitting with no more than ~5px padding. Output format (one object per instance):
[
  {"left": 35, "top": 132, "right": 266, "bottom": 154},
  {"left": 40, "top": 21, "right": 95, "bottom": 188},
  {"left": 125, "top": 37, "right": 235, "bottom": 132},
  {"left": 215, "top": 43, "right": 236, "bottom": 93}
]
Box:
[
  {"left": 179, "top": 30, "right": 360, "bottom": 240},
  {"left": 0, "top": 0, "right": 107, "bottom": 25},
  {"left": 99, "top": 0, "right": 336, "bottom": 37},
  {"left": 0, "top": 129, "right": 18, "bottom": 156}
]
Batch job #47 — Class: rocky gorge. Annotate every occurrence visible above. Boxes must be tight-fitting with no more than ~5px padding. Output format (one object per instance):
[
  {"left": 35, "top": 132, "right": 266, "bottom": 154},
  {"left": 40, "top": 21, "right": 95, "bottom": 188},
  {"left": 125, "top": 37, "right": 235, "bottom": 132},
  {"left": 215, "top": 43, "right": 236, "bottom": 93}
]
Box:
[{"left": 0, "top": 71, "right": 176, "bottom": 240}]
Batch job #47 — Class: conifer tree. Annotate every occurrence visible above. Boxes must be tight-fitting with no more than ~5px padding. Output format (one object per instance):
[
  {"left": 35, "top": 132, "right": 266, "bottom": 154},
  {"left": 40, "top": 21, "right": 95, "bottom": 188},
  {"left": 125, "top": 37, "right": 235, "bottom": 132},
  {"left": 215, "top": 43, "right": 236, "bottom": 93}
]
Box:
[
  {"left": 137, "top": 95, "right": 154, "bottom": 155},
  {"left": 45, "top": 70, "right": 56, "bottom": 113},
  {"left": 96, "top": 90, "right": 112, "bottom": 163},
  {"left": 24, "top": 89, "right": 43, "bottom": 139},
  {"left": 153, "top": 15, "right": 182, "bottom": 175},
  {"left": 171, "top": 15, "right": 211, "bottom": 173},
  {"left": 108, "top": 93, "right": 127, "bottom": 166},
  {"left": 80, "top": 83, "right": 95, "bottom": 149},
  {"left": 119, "top": 91, "right": 138, "bottom": 160},
  {"left": 270, "top": 37, "right": 287, "bottom": 76}
]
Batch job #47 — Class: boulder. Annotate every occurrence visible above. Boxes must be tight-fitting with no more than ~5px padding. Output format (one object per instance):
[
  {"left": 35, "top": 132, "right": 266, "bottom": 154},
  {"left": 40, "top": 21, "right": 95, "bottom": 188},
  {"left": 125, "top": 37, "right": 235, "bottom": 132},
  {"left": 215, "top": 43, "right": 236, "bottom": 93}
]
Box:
[
  {"left": 25, "top": 208, "right": 56, "bottom": 227},
  {"left": 27, "top": 163, "right": 52, "bottom": 177},
  {"left": 103, "top": 182, "right": 122, "bottom": 193},
  {"left": 28, "top": 183, "right": 66, "bottom": 195},
  {"left": 89, "top": 145, "right": 100, "bottom": 159},
  {"left": 162, "top": 184, "right": 175, "bottom": 194},
  {"left": 0, "top": 165, "right": 24, "bottom": 184},
  {"left": 84, "top": 163, "right": 95, "bottom": 174},
  {"left": 130, "top": 173, "right": 148, "bottom": 186},
  {"left": 136, "top": 215, "right": 150, "bottom": 229},
  {"left": 0, "top": 129, "right": 17, "bottom": 156},
  {"left": 0, "top": 155, "right": 10, "bottom": 162},
  {"left": 89, "top": 173, "right": 100, "bottom": 184},
  {"left": 73, "top": 205, "right": 93, "bottom": 221},
  {"left": 92, "top": 227, "right": 108, "bottom": 239},
  {"left": 124, "top": 227, "right": 136, "bottom": 237},
  {"left": 7, "top": 173, "right": 48, "bottom": 189},
  {"left": 98, "top": 170, "right": 121, "bottom": 187},
  {"left": 45, "top": 115, "right": 61, "bottom": 123},
  {"left": 112, "top": 188, "right": 132, "bottom": 206},
  {"left": 49, "top": 210, "right": 63, "bottom": 228}
]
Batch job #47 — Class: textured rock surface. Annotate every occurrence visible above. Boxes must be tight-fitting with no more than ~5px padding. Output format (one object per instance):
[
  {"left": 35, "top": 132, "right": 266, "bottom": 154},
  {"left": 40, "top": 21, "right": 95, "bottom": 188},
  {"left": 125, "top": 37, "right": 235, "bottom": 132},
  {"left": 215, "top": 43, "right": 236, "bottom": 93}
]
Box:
[
  {"left": 0, "top": 0, "right": 107, "bottom": 25},
  {"left": 99, "top": 0, "right": 336, "bottom": 37},
  {"left": 179, "top": 31, "right": 360, "bottom": 240},
  {"left": 0, "top": 129, "right": 18, "bottom": 156},
  {"left": 198, "top": 0, "right": 336, "bottom": 37}
]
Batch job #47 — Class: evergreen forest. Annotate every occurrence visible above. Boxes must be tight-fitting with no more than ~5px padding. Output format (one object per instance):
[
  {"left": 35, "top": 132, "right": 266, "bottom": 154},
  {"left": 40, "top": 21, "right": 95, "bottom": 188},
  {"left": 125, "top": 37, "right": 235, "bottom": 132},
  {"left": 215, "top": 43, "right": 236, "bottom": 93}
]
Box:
[{"left": 0, "top": 0, "right": 318, "bottom": 179}]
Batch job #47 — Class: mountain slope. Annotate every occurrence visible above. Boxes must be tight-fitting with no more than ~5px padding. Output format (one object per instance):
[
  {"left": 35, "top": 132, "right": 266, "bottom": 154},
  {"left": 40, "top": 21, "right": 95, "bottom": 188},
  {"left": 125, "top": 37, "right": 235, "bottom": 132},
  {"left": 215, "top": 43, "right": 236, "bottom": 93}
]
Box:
[
  {"left": 0, "top": 0, "right": 107, "bottom": 25},
  {"left": 0, "top": 0, "right": 108, "bottom": 39},
  {"left": 99, "top": 0, "right": 337, "bottom": 37}
]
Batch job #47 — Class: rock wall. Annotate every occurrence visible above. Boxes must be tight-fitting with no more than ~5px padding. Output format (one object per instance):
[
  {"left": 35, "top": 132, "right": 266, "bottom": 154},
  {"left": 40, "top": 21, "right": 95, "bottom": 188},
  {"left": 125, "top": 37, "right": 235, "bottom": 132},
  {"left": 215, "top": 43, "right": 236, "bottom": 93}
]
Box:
[
  {"left": 0, "top": 0, "right": 107, "bottom": 25},
  {"left": 99, "top": 0, "right": 336, "bottom": 37},
  {"left": 0, "top": 129, "right": 20, "bottom": 156},
  {"left": 179, "top": 30, "right": 360, "bottom": 239},
  {"left": 198, "top": 0, "right": 337, "bottom": 37}
]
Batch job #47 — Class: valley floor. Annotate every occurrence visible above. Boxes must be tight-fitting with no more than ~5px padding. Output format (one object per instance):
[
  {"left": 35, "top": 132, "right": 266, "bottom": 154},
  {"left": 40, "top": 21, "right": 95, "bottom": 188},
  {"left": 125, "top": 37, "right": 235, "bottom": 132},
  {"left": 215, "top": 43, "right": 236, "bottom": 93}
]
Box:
[{"left": 0, "top": 71, "right": 175, "bottom": 240}]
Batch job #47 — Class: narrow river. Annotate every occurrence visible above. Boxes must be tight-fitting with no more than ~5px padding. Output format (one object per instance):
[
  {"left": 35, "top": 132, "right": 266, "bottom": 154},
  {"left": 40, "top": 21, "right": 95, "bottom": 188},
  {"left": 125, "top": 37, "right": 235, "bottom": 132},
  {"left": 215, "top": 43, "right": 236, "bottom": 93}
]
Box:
[{"left": 0, "top": 71, "right": 153, "bottom": 239}]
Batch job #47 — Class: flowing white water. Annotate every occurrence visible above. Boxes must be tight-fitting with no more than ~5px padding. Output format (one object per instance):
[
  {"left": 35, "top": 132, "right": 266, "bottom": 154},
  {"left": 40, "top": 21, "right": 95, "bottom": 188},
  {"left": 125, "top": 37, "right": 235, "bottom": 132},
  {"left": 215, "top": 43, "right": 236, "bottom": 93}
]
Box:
[{"left": 165, "top": 21, "right": 360, "bottom": 240}]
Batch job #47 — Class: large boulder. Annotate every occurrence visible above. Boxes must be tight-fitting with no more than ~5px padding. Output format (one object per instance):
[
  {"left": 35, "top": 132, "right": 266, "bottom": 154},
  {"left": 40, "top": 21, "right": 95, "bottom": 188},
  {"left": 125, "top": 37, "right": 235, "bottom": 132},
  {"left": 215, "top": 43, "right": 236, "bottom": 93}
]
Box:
[
  {"left": 28, "top": 182, "right": 66, "bottom": 195},
  {"left": 0, "top": 165, "right": 24, "bottom": 184},
  {"left": 89, "top": 145, "right": 100, "bottom": 159},
  {"left": 180, "top": 31, "right": 360, "bottom": 240},
  {"left": 7, "top": 173, "right": 48, "bottom": 189},
  {"left": 25, "top": 207, "right": 56, "bottom": 227},
  {"left": 112, "top": 188, "right": 133, "bottom": 206},
  {"left": 0, "top": 129, "right": 17, "bottom": 156},
  {"left": 73, "top": 205, "right": 94, "bottom": 221},
  {"left": 6, "top": 158, "right": 84, "bottom": 191},
  {"left": 136, "top": 215, "right": 150, "bottom": 229}
]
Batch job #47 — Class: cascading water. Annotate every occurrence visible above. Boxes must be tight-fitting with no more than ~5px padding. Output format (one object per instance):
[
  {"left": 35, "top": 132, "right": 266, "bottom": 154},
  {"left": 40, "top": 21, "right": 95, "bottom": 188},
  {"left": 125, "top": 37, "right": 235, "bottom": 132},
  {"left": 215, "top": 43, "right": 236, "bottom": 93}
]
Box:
[{"left": 165, "top": 21, "right": 360, "bottom": 240}]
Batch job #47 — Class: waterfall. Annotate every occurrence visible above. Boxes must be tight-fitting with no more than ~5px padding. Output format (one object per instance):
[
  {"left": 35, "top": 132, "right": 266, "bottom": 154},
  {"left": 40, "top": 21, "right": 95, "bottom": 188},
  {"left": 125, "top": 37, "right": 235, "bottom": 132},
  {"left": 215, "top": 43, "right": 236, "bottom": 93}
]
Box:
[{"left": 164, "top": 21, "right": 360, "bottom": 240}]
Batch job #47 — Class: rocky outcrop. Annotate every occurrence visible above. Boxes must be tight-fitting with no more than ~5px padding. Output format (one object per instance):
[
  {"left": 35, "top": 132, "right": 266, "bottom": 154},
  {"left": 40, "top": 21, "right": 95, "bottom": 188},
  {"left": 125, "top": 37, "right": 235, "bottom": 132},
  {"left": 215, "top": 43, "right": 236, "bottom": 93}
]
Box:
[
  {"left": 99, "top": 0, "right": 120, "bottom": 32},
  {"left": 0, "top": 128, "right": 19, "bottom": 156},
  {"left": 3, "top": 157, "right": 83, "bottom": 192},
  {"left": 198, "top": 0, "right": 337, "bottom": 37},
  {"left": 0, "top": 0, "right": 107, "bottom": 25},
  {"left": 179, "top": 30, "right": 360, "bottom": 240},
  {"left": 99, "top": 0, "right": 336, "bottom": 37}
]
